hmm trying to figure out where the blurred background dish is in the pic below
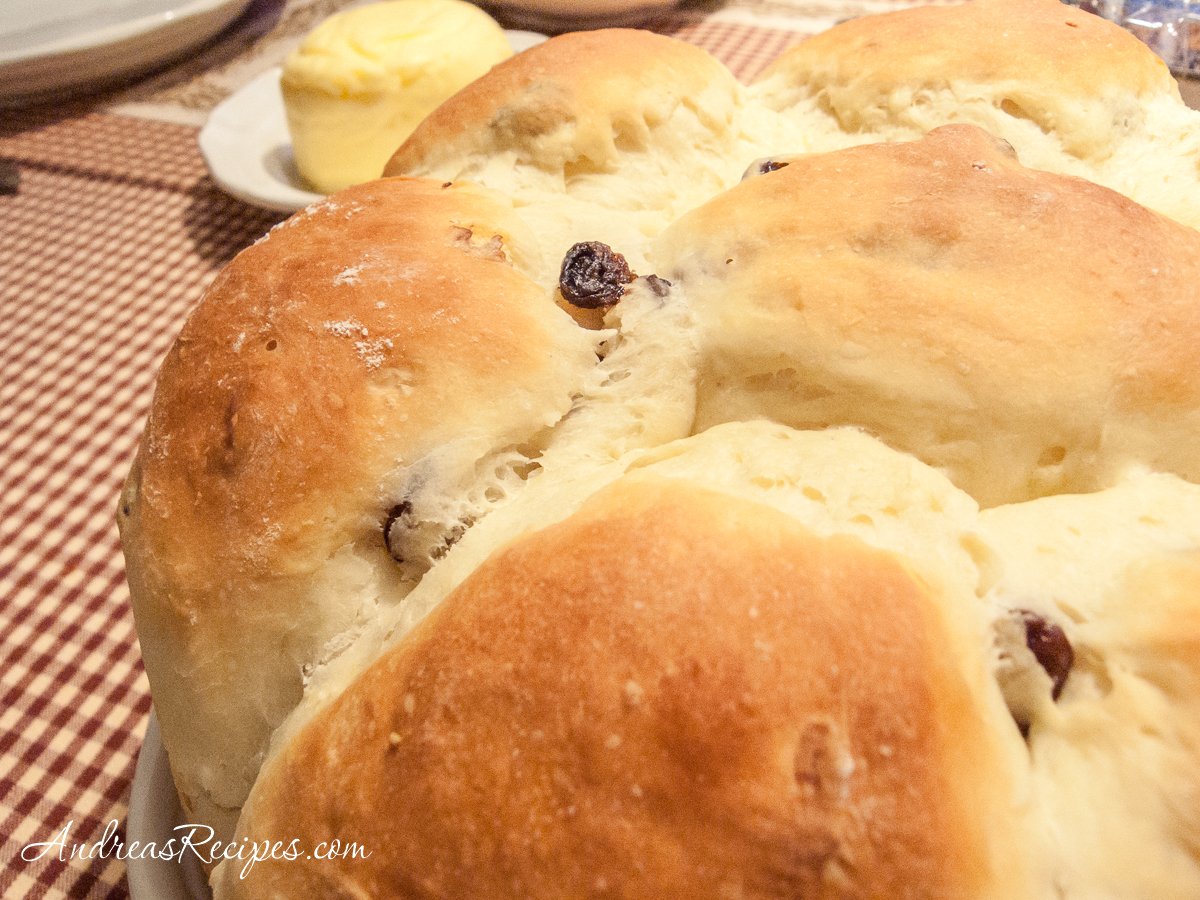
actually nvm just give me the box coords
[1180,74,1200,106]
[0,0,256,106]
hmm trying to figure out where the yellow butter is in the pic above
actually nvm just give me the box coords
[282,0,512,194]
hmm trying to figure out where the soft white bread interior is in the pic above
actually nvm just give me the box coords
[383,29,802,275]
[384,29,748,209]
[385,1,1200,235]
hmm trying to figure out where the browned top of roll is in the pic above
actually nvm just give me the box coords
[124,178,582,582]
[227,476,1029,899]
[384,28,740,177]
[117,176,594,822]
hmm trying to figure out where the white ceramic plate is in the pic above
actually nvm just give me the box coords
[0,0,255,106]
[199,28,547,213]
[126,712,212,900]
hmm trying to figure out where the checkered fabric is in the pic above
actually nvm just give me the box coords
[0,113,284,897]
[0,2,907,895]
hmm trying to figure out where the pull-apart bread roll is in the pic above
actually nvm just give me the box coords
[753,0,1200,229]
[657,125,1200,506]
[118,179,598,837]
[384,29,749,207]
[120,0,1200,895]
[219,424,1038,899]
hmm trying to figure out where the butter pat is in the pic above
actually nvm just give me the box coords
[281,0,512,194]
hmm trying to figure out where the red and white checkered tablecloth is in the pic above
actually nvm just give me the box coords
[0,111,285,898]
[0,1,872,894]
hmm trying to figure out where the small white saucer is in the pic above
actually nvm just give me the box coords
[199,28,547,213]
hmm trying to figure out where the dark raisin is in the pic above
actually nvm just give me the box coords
[558,241,634,310]
[643,274,672,297]
[383,501,414,562]
[1019,610,1073,700]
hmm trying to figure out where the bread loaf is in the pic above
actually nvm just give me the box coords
[118,0,1200,895]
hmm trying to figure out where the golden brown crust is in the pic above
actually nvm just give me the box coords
[657,125,1200,506]
[119,176,594,825]
[226,477,1027,899]
[384,29,739,177]
[131,178,573,578]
